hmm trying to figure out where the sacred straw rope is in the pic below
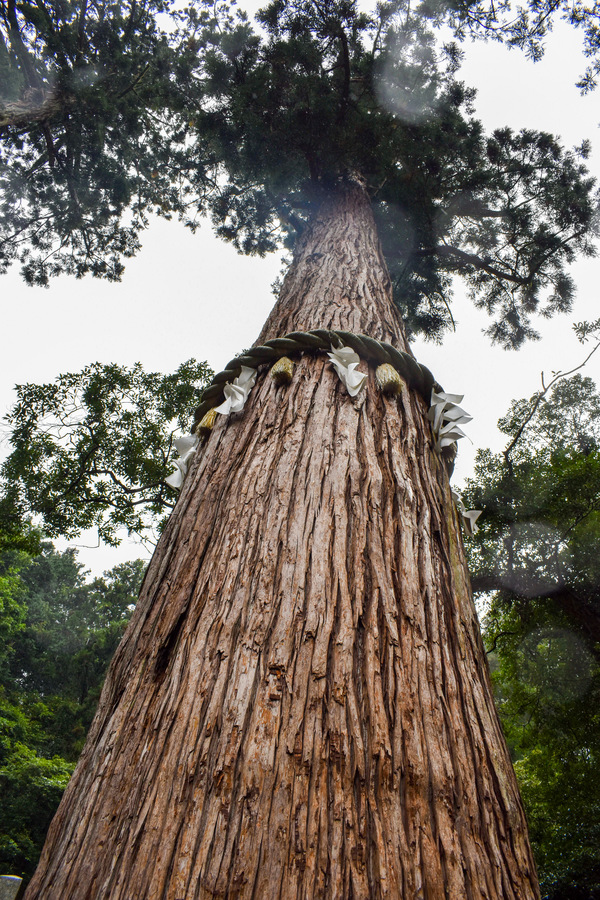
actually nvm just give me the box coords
[193,329,442,429]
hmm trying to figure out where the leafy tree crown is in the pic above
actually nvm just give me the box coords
[1,0,597,346]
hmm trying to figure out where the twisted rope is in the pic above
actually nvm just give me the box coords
[193,329,441,429]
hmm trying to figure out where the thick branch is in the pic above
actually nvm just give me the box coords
[420,244,526,284]
[471,573,600,657]
[336,26,350,123]
[5,0,43,88]
[0,90,64,130]
[77,0,89,56]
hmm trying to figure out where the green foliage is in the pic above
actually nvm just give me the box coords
[463,369,600,896]
[0,557,28,657]
[0,0,201,284]
[444,0,600,93]
[465,372,600,631]
[0,522,41,679]
[11,548,145,710]
[1,359,213,545]
[2,0,597,347]
[173,0,597,347]
[0,539,146,755]
[0,536,145,880]
[483,598,600,897]
[0,733,74,879]
[0,517,41,558]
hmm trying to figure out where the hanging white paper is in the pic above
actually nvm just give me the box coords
[214,366,257,415]
[435,422,467,451]
[165,460,186,491]
[165,434,199,490]
[429,389,472,452]
[327,346,367,397]
[451,490,482,535]
[428,390,465,428]
[462,508,483,536]
[440,404,472,424]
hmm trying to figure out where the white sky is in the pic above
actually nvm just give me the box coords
[1,14,599,575]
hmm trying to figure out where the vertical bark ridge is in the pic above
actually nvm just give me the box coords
[25,183,538,899]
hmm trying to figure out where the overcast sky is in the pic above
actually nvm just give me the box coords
[1,13,599,575]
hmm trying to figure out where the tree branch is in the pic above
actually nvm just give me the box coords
[5,0,43,89]
[419,244,526,284]
[336,26,350,124]
[0,90,65,130]
[503,338,600,473]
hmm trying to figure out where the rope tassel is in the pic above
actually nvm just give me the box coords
[196,408,218,435]
[270,356,294,386]
[376,363,404,396]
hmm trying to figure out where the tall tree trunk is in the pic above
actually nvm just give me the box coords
[25,182,539,899]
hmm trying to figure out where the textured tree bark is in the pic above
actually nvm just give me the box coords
[25,183,540,899]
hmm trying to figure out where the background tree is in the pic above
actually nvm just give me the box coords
[461,343,600,897]
[0,535,144,880]
[1,358,213,546]
[464,345,600,650]
[484,603,600,899]
[0,0,203,283]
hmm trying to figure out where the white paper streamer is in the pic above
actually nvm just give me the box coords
[166,368,257,492]
[327,346,367,397]
[429,391,464,433]
[429,390,473,452]
[437,422,468,449]
[451,490,482,536]
[166,434,199,490]
[214,366,257,415]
